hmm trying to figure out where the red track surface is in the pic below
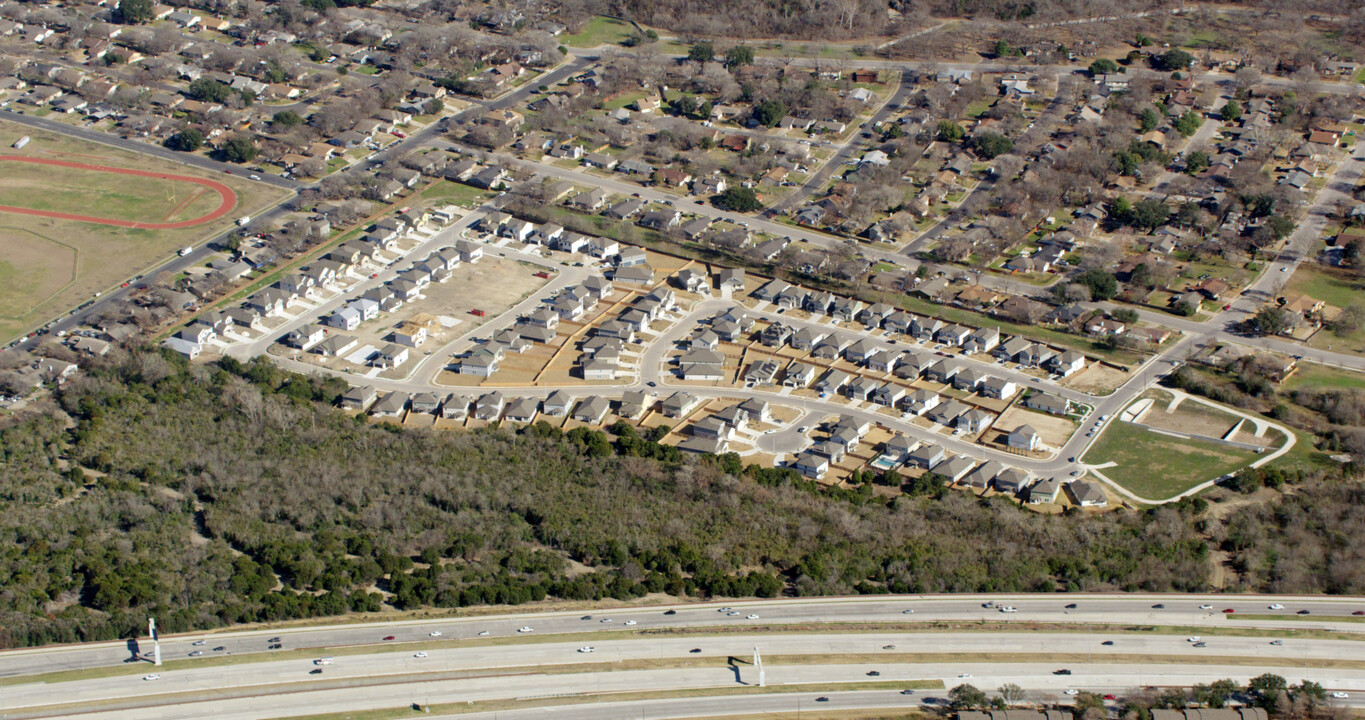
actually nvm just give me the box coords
[0,156,237,229]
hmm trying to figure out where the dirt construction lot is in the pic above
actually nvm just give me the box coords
[996,406,1078,449]
[0,119,285,343]
[1139,395,1240,438]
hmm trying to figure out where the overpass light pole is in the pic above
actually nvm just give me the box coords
[754,645,765,687]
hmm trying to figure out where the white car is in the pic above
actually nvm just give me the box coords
[1187,636,1201,643]
[429,631,442,637]
[1331,692,1349,699]
[902,609,915,614]
[578,646,595,653]
[624,620,637,626]
[477,631,490,636]
[143,674,161,681]
[1064,690,1080,696]
[999,606,1018,613]
[719,607,733,612]
[1269,604,1285,610]
[728,611,741,616]
[192,640,206,646]
[517,626,534,633]
[747,614,759,619]
[959,673,973,678]
[413,652,428,658]
[1199,604,1213,610]
[600,618,612,623]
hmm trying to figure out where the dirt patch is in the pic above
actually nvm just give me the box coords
[1141,400,1239,437]
[996,406,1077,449]
[1060,362,1132,395]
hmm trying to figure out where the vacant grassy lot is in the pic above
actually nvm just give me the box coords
[1286,263,1362,311]
[0,119,285,342]
[1083,420,1262,500]
[561,16,635,47]
[1283,363,1365,392]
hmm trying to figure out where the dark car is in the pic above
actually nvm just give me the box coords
[867,671,881,677]
[383,635,396,641]
[815,697,830,703]
[1065,603,1078,609]
[690,648,702,653]
[1054,669,1072,675]
[1222,608,1235,614]
[1354,610,1365,616]
[268,637,281,643]
[269,643,282,649]
[663,610,677,615]
[213,646,226,652]
[1152,604,1166,609]
[1101,640,1114,646]
[901,689,916,695]
[581,616,593,620]
[1297,610,1310,615]
[309,668,323,675]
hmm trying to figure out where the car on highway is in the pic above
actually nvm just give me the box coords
[1222,608,1236,614]
[1064,690,1079,696]
[188,650,203,657]
[414,652,428,659]
[517,626,533,633]
[143,674,161,681]
[959,673,972,678]
[581,616,593,620]
[269,643,283,649]
[1199,604,1213,610]
[213,646,227,652]
[1152,604,1165,609]
[1054,669,1072,675]
[625,620,637,625]
[883,644,896,650]
[268,637,281,643]
[192,640,206,646]
[478,630,490,636]
[600,618,612,623]
[1193,642,1207,647]
[578,646,595,653]
[1104,694,1118,701]
[1270,640,1284,646]
[1331,692,1349,699]
[690,648,702,653]
[1065,603,1078,609]
[901,689,916,695]
[867,670,881,676]
[1269,603,1285,610]
[383,635,396,641]
[429,631,442,637]
[815,697,829,702]
[902,609,914,614]
[1354,610,1365,616]
[727,611,740,616]
[1187,636,1201,642]
[1297,609,1310,615]
[664,610,677,615]
[999,606,1018,613]
[746,614,759,620]
[1101,641,1114,646]
[314,658,334,665]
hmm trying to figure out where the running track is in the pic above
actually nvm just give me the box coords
[0,156,237,229]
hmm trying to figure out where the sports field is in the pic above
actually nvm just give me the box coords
[0,119,286,343]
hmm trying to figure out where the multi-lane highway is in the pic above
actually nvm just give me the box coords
[3,594,1363,720]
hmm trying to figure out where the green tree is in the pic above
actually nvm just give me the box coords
[970,131,1014,159]
[752,98,787,127]
[1077,268,1118,300]
[1157,48,1195,70]
[1139,107,1160,132]
[424,98,444,114]
[687,41,714,63]
[165,128,203,152]
[188,78,232,103]
[1248,673,1287,709]
[116,0,154,23]
[220,135,259,163]
[1220,99,1242,122]
[725,45,754,67]
[1131,198,1170,230]
[1074,692,1107,715]
[1193,679,1240,708]
[1251,306,1290,336]
[1267,215,1295,240]
[1185,150,1209,174]
[949,684,989,710]
[1113,308,1139,324]
[938,120,965,142]
[1111,196,1133,221]
[1294,680,1327,709]
[272,110,304,127]
[1175,299,1197,316]
[1174,109,1204,137]
[713,187,762,212]
[993,40,1011,57]
[1089,58,1120,75]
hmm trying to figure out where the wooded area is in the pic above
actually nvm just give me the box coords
[0,349,1360,648]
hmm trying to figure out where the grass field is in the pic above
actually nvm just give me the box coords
[0,119,286,343]
[1283,363,1365,392]
[561,16,635,47]
[0,163,222,224]
[1083,421,1262,500]
[1286,263,1363,311]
